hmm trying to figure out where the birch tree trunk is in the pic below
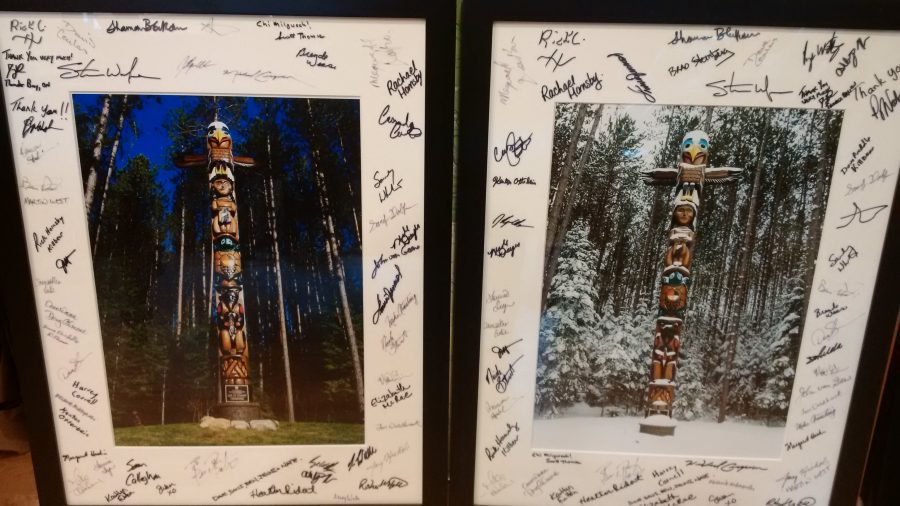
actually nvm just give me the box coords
[175,200,185,345]
[316,165,365,413]
[93,95,128,257]
[307,100,365,413]
[84,94,111,219]
[337,125,362,243]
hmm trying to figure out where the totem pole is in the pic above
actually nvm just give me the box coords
[176,121,261,420]
[638,130,742,436]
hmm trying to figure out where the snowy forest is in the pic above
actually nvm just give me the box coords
[535,103,843,426]
[75,94,364,429]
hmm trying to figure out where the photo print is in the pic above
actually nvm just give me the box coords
[533,103,843,458]
[74,94,364,446]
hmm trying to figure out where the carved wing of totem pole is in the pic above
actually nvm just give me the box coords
[638,130,743,436]
[175,121,257,410]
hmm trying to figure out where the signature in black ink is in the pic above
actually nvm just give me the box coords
[487,239,521,258]
[390,224,421,252]
[835,37,869,77]
[538,29,583,48]
[374,169,403,202]
[106,19,188,34]
[372,265,402,324]
[805,343,843,365]
[607,53,656,103]
[827,245,858,272]
[22,116,62,138]
[836,202,888,229]
[870,88,900,121]
[493,132,532,167]
[55,249,76,274]
[11,32,42,50]
[802,32,843,72]
[491,213,533,229]
[485,355,523,393]
[840,137,873,175]
[814,302,847,319]
[58,58,161,83]
[537,49,575,72]
[705,73,793,102]
[491,338,523,359]
[378,105,422,139]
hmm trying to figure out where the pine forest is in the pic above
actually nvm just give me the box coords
[535,103,842,427]
[75,94,364,433]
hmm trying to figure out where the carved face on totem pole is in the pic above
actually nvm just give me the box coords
[207,121,233,150]
[681,130,709,165]
[659,271,691,318]
[217,286,246,358]
[671,203,697,229]
[211,175,239,238]
[220,286,240,307]
[215,251,242,286]
[212,176,233,198]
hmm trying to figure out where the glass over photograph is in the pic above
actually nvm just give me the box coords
[533,103,843,458]
[74,94,364,446]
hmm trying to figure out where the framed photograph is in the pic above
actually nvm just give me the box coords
[0,0,453,504]
[452,1,900,505]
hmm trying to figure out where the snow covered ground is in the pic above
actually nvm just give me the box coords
[533,414,785,459]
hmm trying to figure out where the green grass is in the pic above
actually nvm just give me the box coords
[114,422,364,446]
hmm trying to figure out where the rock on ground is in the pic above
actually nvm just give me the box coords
[199,416,231,430]
[250,419,279,431]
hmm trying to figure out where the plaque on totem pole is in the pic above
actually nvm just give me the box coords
[0,2,453,505]
[452,2,900,505]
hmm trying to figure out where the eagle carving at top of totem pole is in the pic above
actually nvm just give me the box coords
[640,130,743,204]
[174,121,256,168]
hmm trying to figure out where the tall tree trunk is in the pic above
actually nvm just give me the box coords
[316,166,365,414]
[84,94,111,220]
[541,104,603,311]
[703,106,714,131]
[175,199,185,345]
[265,121,295,422]
[802,112,830,313]
[307,99,365,414]
[160,366,167,425]
[337,124,362,243]
[544,104,588,262]
[92,95,128,256]
[717,110,771,423]
[146,230,159,311]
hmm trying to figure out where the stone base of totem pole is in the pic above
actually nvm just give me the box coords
[211,403,261,421]
[640,415,677,436]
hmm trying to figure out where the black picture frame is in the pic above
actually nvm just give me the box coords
[451,1,900,505]
[0,1,454,505]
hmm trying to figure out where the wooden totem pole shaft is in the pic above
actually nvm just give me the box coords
[175,122,255,406]
[640,131,742,429]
